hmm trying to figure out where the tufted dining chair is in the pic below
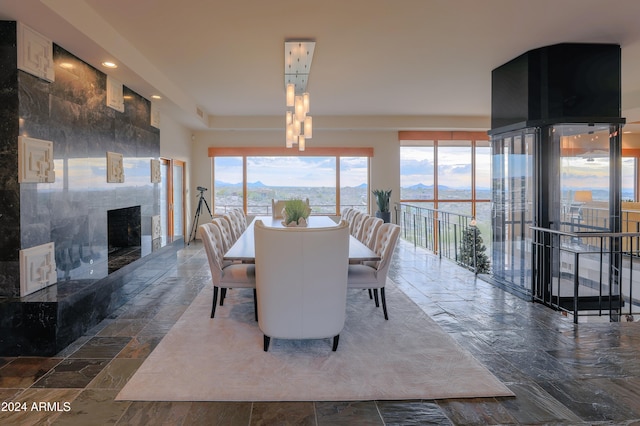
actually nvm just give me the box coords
[223,212,243,241]
[229,208,247,234]
[343,207,357,224]
[199,223,257,320]
[254,219,350,351]
[357,215,383,246]
[341,207,353,222]
[349,211,367,238]
[347,222,400,320]
[211,217,235,252]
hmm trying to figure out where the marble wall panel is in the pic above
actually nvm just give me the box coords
[0,21,170,354]
[0,32,160,297]
[0,22,20,298]
[18,72,51,128]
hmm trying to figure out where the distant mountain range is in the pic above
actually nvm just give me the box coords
[405,183,446,190]
[215,180,266,187]
[213,180,491,191]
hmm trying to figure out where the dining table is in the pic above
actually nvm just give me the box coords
[223,215,381,262]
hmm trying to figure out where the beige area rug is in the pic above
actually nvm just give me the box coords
[116,281,514,402]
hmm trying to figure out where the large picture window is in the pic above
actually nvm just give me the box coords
[209,147,373,216]
[399,132,490,218]
[399,131,492,252]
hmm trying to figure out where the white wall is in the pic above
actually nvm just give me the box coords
[159,112,196,239]
[191,129,400,216]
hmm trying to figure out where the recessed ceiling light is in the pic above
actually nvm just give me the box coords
[59,62,74,69]
[102,61,118,69]
[151,95,162,100]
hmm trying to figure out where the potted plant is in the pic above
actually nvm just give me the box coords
[372,189,392,223]
[282,199,311,226]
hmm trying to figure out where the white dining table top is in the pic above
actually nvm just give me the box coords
[223,215,381,262]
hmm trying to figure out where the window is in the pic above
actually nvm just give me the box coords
[213,156,243,215]
[246,156,336,215]
[210,147,373,216]
[437,142,471,200]
[399,132,490,218]
[400,145,434,201]
[622,157,636,201]
[399,131,492,253]
[340,156,369,212]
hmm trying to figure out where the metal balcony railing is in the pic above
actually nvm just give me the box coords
[395,203,489,275]
[531,226,640,323]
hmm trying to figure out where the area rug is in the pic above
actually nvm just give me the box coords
[116,281,514,401]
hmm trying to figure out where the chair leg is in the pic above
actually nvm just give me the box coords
[368,289,373,299]
[253,289,258,321]
[332,334,340,351]
[211,286,219,318]
[380,287,389,320]
[263,335,270,351]
[373,289,380,307]
[220,288,227,305]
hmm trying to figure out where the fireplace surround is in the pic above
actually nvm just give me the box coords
[108,206,142,273]
[0,21,173,356]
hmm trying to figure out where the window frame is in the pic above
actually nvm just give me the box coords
[209,147,374,215]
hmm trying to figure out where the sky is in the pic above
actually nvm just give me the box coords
[213,147,635,193]
[215,156,368,187]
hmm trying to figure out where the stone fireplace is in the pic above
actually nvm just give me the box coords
[108,206,142,273]
[0,21,179,356]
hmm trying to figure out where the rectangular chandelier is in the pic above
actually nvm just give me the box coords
[285,40,315,151]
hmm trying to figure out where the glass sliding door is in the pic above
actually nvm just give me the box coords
[173,160,185,239]
[159,158,186,243]
[491,130,535,294]
[160,159,170,243]
[558,124,612,233]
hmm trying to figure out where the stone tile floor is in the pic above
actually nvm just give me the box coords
[1,238,640,425]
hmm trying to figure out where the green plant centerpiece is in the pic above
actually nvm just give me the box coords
[282,199,311,226]
[372,189,392,223]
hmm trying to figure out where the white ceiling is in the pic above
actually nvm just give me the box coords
[3,0,640,132]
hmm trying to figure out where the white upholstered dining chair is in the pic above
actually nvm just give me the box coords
[349,211,367,238]
[199,223,257,320]
[229,208,247,233]
[272,198,310,219]
[223,212,243,241]
[341,207,353,221]
[254,219,350,351]
[211,217,235,253]
[347,222,400,320]
[357,215,383,247]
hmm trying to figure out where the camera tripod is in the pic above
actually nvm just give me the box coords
[188,187,213,245]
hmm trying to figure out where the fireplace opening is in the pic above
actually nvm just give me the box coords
[107,206,141,273]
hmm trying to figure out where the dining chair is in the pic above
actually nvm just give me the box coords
[341,207,353,222]
[199,223,257,320]
[271,199,287,219]
[347,222,400,320]
[223,212,243,241]
[349,211,367,238]
[211,217,235,252]
[272,198,310,219]
[254,219,350,351]
[229,208,247,233]
[357,215,383,246]
[343,208,356,224]
[210,217,237,275]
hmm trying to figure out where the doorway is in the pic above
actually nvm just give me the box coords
[160,158,186,243]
